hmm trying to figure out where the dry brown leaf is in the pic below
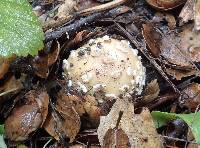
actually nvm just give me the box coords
[0,76,23,108]
[44,91,81,143]
[103,128,130,148]
[97,99,162,148]
[179,0,195,25]
[0,56,16,79]
[5,90,49,141]
[179,0,200,31]
[32,41,60,78]
[146,0,186,11]
[56,0,77,19]
[181,83,200,111]
[76,0,100,12]
[142,23,161,58]
[73,30,90,44]
[194,0,200,30]
[83,95,102,127]
[143,22,200,80]
[0,76,23,94]
[143,79,160,103]
[166,68,196,80]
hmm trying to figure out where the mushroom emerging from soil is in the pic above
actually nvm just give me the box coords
[63,35,146,102]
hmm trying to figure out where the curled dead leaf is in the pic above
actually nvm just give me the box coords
[146,0,186,10]
[97,99,162,147]
[32,41,60,78]
[5,90,49,141]
[143,79,160,103]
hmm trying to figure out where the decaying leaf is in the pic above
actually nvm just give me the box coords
[0,56,16,79]
[165,68,197,80]
[5,90,49,141]
[143,22,200,80]
[83,95,102,127]
[76,0,100,11]
[143,79,160,103]
[103,128,130,148]
[146,0,186,11]
[181,83,200,111]
[194,0,200,30]
[179,0,200,31]
[56,0,77,19]
[179,0,195,25]
[142,23,161,58]
[44,91,81,143]
[32,41,60,78]
[0,76,23,106]
[97,99,162,147]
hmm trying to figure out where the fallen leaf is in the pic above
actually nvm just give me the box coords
[0,76,23,107]
[151,111,200,147]
[165,68,197,80]
[179,0,200,31]
[143,79,160,103]
[76,0,100,11]
[181,83,200,112]
[0,56,16,79]
[56,0,77,19]
[146,0,186,11]
[97,99,162,147]
[103,128,130,148]
[5,89,49,141]
[32,41,60,78]
[142,23,161,58]
[44,91,81,143]
[0,76,23,94]
[143,22,200,80]
[179,0,195,25]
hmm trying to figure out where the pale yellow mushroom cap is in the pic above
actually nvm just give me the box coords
[63,35,146,101]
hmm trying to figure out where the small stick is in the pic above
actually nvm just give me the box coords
[78,0,128,15]
[0,88,21,97]
[45,6,129,42]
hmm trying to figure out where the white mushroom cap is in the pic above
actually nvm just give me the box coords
[63,35,146,100]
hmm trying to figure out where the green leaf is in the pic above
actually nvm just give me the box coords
[0,0,44,57]
[151,111,200,146]
[0,124,4,135]
[17,144,26,148]
[0,125,6,148]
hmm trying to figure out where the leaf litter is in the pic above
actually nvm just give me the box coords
[1,0,200,147]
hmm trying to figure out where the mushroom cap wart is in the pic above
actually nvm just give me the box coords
[63,36,146,100]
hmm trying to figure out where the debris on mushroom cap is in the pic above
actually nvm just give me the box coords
[63,35,146,100]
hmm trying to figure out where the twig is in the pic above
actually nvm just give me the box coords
[147,93,180,110]
[114,22,181,94]
[78,0,128,15]
[43,15,73,31]
[45,6,129,42]
[162,135,198,145]
[0,88,21,97]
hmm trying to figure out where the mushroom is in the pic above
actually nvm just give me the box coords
[63,35,146,102]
